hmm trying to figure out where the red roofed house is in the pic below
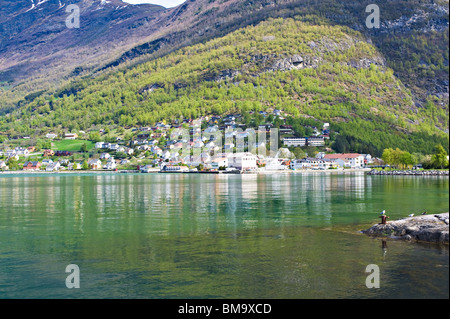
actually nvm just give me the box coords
[323,153,365,168]
[23,161,41,170]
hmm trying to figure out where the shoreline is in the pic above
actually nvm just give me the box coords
[367,169,449,176]
[1,167,450,176]
[0,168,373,176]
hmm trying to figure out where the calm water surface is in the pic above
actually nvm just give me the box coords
[0,172,448,298]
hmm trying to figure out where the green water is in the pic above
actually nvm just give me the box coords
[0,172,448,299]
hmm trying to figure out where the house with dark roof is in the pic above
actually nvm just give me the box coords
[23,161,41,170]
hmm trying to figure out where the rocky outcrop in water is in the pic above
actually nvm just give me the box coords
[362,213,449,244]
[367,170,449,176]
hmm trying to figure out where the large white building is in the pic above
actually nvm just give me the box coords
[283,137,306,147]
[307,137,325,147]
[227,152,258,170]
[323,153,365,168]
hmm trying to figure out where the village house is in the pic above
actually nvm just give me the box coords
[41,159,54,166]
[64,133,78,140]
[323,153,365,168]
[227,152,258,170]
[211,157,228,170]
[103,158,117,170]
[307,136,325,147]
[0,160,9,170]
[100,153,111,160]
[55,151,72,157]
[120,159,129,165]
[88,159,102,170]
[283,137,307,147]
[109,144,120,151]
[46,162,61,172]
[43,149,55,157]
[46,133,58,139]
[160,164,189,172]
[140,164,154,173]
[23,161,41,170]
[15,147,29,156]
[291,158,339,170]
[68,162,82,170]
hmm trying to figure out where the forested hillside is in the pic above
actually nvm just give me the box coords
[1,16,447,155]
[0,0,448,156]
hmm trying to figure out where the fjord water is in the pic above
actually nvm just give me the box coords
[0,173,448,299]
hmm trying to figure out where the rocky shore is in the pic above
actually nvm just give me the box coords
[367,169,449,176]
[362,213,449,244]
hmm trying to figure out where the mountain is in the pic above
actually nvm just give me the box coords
[0,0,166,97]
[0,0,448,155]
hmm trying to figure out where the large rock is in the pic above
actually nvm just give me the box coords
[362,213,449,244]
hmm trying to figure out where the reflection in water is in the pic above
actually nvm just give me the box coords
[1,173,447,237]
[0,173,448,299]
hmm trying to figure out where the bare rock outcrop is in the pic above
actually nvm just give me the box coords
[362,213,449,244]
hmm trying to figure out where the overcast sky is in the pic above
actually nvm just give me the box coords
[122,0,186,8]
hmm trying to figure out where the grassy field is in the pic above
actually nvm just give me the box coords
[52,140,95,152]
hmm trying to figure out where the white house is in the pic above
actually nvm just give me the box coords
[163,151,171,160]
[307,137,325,147]
[0,160,8,170]
[88,159,102,170]
[211,157,228,169]
[323,153,364,168]
[227,152,258,170]
[46,162,61,172]
[100,153,111,160]
[15,147,29,156]
[46,133,58,139]
[103,158,116,170]
[64,133,78,140]
[109,144,120,151]
[41,159,54,166]
[68,162,82,170]
[283,137,306,147]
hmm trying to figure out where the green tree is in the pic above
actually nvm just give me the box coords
[7,157,19,170]
[291,147,306,159]
[81,143,88,153]
[382,148,395,166]
[89,132,102,142]
[431,144,448,169]
[399,151,414,169]
[81,160,89,170]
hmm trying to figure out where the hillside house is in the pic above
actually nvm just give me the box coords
[46,162,61,172]
[23,161,41,170]
[307,137,325,147]
[46,133,58,139]
[43,149,55,157]
[64,133,78,140]
[283,137,306,147]
[88,159,102,170]
[0,161,9,170]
